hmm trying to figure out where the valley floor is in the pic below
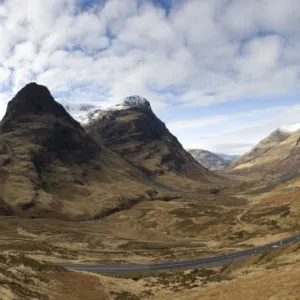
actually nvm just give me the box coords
[1,242,300,300]
[1,174,300,299]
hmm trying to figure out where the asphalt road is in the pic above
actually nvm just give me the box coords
[59,234,300,274]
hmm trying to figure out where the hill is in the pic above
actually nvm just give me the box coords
[229,127,300,175]
[84,96,215,188]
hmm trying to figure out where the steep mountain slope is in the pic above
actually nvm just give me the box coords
[229,127,300,175]
[85,96,215,187]
[0,83,156,220]
[188,149,238,170]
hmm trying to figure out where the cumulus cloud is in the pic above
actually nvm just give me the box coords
[0,0,300,153]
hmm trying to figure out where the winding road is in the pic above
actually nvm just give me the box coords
[58,234,300,274]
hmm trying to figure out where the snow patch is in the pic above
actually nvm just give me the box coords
[108,96,150,111]
[75,108,103,125]
[58,100,101,124]
[58,95,150,125]
[58,100,97,115]
[280,123,300,133]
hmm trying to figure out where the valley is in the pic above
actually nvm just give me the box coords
[0,83,300,299]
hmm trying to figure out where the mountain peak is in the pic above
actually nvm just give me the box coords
[108,95,151,111]
[1,83,76,126]
[280,123,300,133]
[85,96,214,183]
[268,128,291,139]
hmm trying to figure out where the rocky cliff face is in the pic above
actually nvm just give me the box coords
[85,96,214,185]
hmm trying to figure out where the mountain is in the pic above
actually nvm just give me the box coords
[188,149,238,171]
[84,96,214,187]
[0,83,157,220]
[215,153,241,163]
[229,126,300,175]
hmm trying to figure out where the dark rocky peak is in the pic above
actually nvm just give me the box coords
[2,83,77,124]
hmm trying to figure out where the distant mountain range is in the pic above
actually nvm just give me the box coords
[215,153,241,162]
[188,149,240,171]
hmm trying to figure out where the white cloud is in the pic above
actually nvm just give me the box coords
[220,0,300,37]
[13,68,34,92]
[173,104,300,154]
[0,101,7,120]
[0,67,11,83]
[0,92,11,120]
[234,35,283,80]
[168,115,230,131]
[281,123,300,133]
[0,0,298,108]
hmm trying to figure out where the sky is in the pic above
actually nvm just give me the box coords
[0,0,300,154]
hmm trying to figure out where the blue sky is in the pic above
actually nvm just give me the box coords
[0,0,300,154]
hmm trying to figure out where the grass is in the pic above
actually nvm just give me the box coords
[110,291,141,300]
[116,114,140,122]
[0,254,58,300]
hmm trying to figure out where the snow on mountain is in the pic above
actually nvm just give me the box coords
[280,123,300,133]
[59,96,152,125]
[77,108,104,125]
[108,96,151,111]
[57,100,101,124]
[58,100,97,114]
